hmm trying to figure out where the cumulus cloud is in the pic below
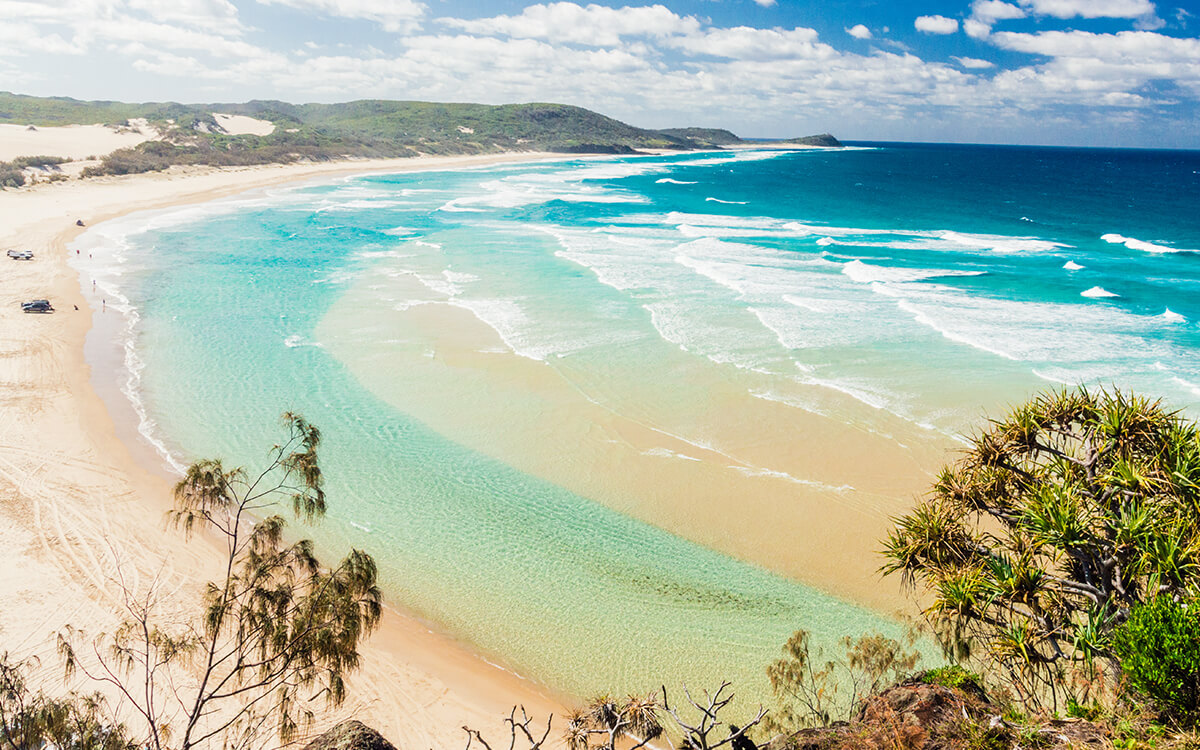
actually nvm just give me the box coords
[667,26,830,61]
[846,24,872,39]
[983,29,1200,109]
[440,3,700,46]
[952,55,996,68]
[256,0,426,32]
[971,0,1026,23]
[914,15,960,34]
[964,19,993,38]
[1017,0,1155,18]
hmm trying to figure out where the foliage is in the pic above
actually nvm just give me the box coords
[0,155,70,187]
[1113,596,1200,725]
[0,653,135,750]
[920,665,983,692]
[9,154,67,168]
[0,163,24,188]
[563,693,664,750]
[881,387,1200,710]
[57,413,382,750]
[764,629,921,732]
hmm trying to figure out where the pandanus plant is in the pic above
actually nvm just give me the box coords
[882,387,1200,709]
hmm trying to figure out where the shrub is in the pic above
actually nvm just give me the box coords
[10,154,67,168]
[921,665,983,691]
[882,387,1200,710]
[0,163,25,187]
[1112,597,1200,725]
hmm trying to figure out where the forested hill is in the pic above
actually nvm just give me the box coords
[0,92,841,178]
[0,92,695,160]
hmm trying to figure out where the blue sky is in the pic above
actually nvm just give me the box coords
[1,0,1198,147]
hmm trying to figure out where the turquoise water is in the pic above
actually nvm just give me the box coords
[70,144,1200,705]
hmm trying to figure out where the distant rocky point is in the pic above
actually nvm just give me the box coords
[784,133,843,147]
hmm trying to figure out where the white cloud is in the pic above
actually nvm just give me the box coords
[255,0,426,32]
[846,24,872,39]
[668,26,831,61]
[440,3,699,46]
[952,55,996,68]
[1018,0,1155,18]
[964,19,993,38]
[914,15,960,34]
[982,29,1200,109]
[127,0,242,32]
[971,0,1026,23]
[990,28,1199,61]
[753,0,777,6]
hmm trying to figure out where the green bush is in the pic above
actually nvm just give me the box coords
[920,665,982,691]
[1113,597,1200,724]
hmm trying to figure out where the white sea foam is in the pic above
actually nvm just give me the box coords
[729,465,853,492]
[284,334,323,349]
[1172,376,1200,398]
[782,295,830,313]
[1162,308,1187,322]
[683,150,791,166]
[68,229,189,475]
[1031,368,1079,386]
[705,197,748,205]
[936,230,1067,254]
[816,237,835,246]
[677,224,793,239]
[1063,260,1084,270]
[1102,233,1192,254]
[841,259,985,284]
[643,447,702,461]
[656,178,698,184]
[442,269,479,284]
[1081,286,1119,298]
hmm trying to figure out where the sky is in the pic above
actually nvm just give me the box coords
[1,0,1198,147]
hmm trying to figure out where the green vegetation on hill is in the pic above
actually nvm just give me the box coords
[0,92,848,179]
[657,127,743,147]
[0,92,711,177]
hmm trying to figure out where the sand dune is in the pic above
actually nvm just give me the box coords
[213,112,275,136]
[0,122,157,162]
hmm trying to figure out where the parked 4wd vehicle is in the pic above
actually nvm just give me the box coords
[21,299,53,313]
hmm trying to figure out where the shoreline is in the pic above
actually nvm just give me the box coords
[0,152,575,745]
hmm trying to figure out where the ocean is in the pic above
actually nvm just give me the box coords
[70,142,1200,706]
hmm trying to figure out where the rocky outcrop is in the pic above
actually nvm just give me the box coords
[303,720,398,750]
[773,676,1108,750]
[784,134,843,147]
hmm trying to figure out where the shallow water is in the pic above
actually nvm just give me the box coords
[70,143,1200,705]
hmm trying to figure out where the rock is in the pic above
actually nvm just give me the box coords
[854,680,975,727]
[302,720,397,750]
